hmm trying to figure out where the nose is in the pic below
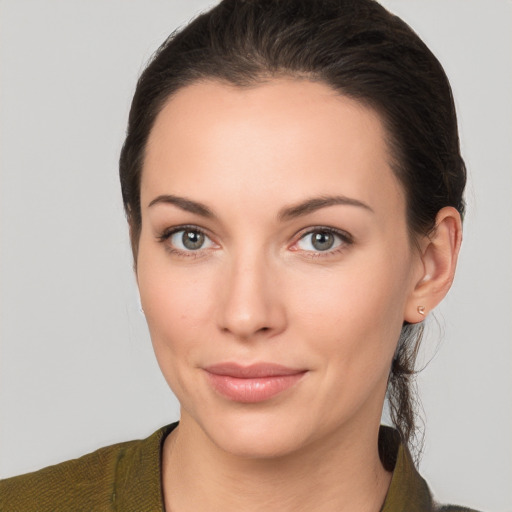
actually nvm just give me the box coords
[217,252,287,341]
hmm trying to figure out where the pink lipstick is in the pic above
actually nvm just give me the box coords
[204,363,307,403]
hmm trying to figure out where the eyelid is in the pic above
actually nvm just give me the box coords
[157,224,352,258]
[157,224,219,256]
[157,224,209,241]
[290,226,354,254]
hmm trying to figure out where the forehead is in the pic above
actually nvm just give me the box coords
[142,79,405,216]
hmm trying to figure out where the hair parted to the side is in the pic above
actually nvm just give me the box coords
[119,0,466,460]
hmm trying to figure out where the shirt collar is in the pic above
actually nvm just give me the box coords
[379,425,433,512]
[114,423,432,511]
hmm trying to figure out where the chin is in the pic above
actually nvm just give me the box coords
[188,403,321,460]
[212,421,309,459]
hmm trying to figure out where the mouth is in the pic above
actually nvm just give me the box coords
[203,363,308,403]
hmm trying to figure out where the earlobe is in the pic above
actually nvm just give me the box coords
[404,206,462,324]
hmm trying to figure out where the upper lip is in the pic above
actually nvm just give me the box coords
[204,362,306,378]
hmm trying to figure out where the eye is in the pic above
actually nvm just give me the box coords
[295,228,351,253]
[162,227,216,252]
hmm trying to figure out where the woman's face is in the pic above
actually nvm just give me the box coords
[137,79,424,458]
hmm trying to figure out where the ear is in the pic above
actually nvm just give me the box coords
[404,206,463,323]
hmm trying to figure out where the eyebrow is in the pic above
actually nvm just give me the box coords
[148,194,215,218]
[277,195,374,221]
[147,193,373,220]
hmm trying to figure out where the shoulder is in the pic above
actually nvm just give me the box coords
[1,439,130,511]
[0,423,176,512]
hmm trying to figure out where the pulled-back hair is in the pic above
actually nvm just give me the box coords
[119,0,466,457]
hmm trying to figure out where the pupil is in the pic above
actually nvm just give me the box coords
[312,231,334,251]
[182,230,204,250]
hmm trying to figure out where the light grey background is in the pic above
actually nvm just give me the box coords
[1,1,511,510]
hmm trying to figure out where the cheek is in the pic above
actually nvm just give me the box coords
[137,258,220,404]
[287,261,409,423]
[294,260,406,332]
[290,251,411,374]
[136,236,217,360]
[140,270,213,343]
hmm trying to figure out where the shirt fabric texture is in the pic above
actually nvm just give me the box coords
[0,422,479,511]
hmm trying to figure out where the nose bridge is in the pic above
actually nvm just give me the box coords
[218,245,285,339]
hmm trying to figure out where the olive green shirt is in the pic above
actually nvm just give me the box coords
[0,423,479,511]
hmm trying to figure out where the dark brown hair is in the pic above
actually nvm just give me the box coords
[119,0,466,457]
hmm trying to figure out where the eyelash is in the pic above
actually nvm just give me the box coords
[292,226,353,258]
[157,225,215,259]
[156,225,354,259]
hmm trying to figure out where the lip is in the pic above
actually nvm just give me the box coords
[203,363,307,403]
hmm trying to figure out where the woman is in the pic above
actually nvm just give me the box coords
[0,0,493,510]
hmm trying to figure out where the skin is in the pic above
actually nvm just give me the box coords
[136,79,461,512]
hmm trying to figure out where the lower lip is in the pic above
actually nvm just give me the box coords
[205,372,306,403]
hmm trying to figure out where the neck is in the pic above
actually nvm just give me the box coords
[162,415,392,512]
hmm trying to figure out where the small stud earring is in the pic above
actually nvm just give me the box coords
[417,305,426,316]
